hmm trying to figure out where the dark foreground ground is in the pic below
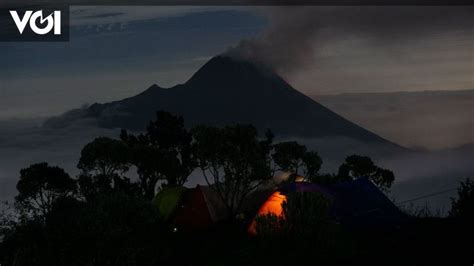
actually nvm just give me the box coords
[3,217,471,266]
[176,218,472,266]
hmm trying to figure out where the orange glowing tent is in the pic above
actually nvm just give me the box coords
[247,191,287,235]
[247,182,333,235]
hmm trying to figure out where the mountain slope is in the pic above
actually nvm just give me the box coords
[46,56,400,147]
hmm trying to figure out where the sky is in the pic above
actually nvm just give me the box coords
[0,6,472,119]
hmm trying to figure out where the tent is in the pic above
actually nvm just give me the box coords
[247,191,286,235]
[328,177,406,230]
[153,186,188,220]
[248,178,406,234]
[171,185,227,232]
[247,182,332,234]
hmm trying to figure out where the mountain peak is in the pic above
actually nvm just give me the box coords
[185,56,280,89]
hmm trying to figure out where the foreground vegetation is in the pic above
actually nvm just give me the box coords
[0,111,472,265]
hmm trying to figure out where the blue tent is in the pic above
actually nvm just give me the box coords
[277,178,407,231]
[328,178,407,231]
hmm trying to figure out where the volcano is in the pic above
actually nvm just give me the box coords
[46,56,400,147]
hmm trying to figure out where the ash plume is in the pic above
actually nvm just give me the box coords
[225,6,474,74]
[225,7,322,74]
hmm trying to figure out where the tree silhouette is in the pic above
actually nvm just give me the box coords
[192,124,273,219]
[272,141,322,182]
[77,137,133,199]
[121,111,196,199]
[337,155,394,191]
[15,162,76,217]
[78,137,130,177]
[145,111,196,186]
[302,151,323,182]
[272,141,307,175]
[450,178,474,220]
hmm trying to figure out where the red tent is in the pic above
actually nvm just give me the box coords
[171,185,227,232]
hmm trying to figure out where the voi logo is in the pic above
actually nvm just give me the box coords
[9,10,62,35]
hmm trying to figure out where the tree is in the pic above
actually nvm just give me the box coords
[192,124,273,219]
[337,155,394,191]
[272,141,307,175]
[272,141,323,182]
[77,173,141,201]
[1,192,166,266]
[145,111,196,186]
[302,151,323,181]
[15,163,76,217]
[77,137,132,199]
[78,137,130,177]
[450,178,474,220]
[121,111,196,199]
[118,140,170,200]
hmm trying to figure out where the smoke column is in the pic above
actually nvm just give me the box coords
[225,6,474,74]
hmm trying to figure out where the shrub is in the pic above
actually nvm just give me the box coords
[450,178,474,220]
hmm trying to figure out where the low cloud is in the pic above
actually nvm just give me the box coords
[0,118,119,203]
[1,118,472,214]
[316,90,474,150]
